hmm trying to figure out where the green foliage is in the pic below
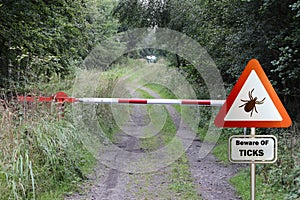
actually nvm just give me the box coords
[137,86,199,199]
[213,126,300,199]
[113,3,300,195]
[216,126,300,199]
[230,169,287,200]
[95,67,126,141]
[168,155,199,200]
[113,0,171,29]
[144,83,181,112]
[200,0,300,119]
[113,0,300,120]
[0,0,299,198]
[0,98,95,199]
[0,0,119,91]
[1,1,82,85]
[212,142,229,165]
[255,126,300,199]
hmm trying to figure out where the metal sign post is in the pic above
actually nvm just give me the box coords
[215,59,292,200]
[250,127,256,200]
[228,132,278,200]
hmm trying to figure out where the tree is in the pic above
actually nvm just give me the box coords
[113,0,171,29]
[113,0,300,119]
[199,0,300,118]
[0,0,119,91]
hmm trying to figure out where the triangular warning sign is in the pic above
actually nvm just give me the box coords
[215,59,292,128]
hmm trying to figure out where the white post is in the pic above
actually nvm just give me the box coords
[250,127,256,200]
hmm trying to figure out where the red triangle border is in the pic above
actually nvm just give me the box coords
[214,59,292,128]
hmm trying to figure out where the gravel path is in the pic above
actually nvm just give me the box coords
[66,77,243,200]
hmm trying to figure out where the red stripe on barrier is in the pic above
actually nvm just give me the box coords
[17,96,25,101]
[56,97,77,103]
[17,96,37,102]
[18,95,77,103]
[118,99,148,104]
[39,97,53,102]
[182,100,211,105]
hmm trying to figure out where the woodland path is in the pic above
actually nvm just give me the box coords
[65,69,243,200]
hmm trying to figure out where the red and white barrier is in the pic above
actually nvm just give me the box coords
[17,92,225,106]
[77,98,225,106]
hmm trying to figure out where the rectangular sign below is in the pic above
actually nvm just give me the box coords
[229,135,277,163]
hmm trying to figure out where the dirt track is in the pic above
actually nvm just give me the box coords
[66,76,243,200]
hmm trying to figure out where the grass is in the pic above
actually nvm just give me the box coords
[230,168,288,200]
[0,62,129,199]
[168,155,200,200]
[209,128,242,164]
[3,58,296,200]
[144,83,200,132]
[211,129,291,199]
[212,142,230,165]
[40,150,96,200]
[144,83,181,113]
[137,87,200,199]
[0,63,132,199]
[137,88,177,151]
[83,59,298,200]
[135,63,288,199]
[0,105,97,199]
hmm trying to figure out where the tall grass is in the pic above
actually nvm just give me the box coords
[94,64,132,141]
[0,92,94,199]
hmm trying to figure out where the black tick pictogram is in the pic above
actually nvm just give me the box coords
[239,88,266,117]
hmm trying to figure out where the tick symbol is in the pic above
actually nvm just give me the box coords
[239,88,266,117]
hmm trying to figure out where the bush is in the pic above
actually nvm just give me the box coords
[256,124,300,199]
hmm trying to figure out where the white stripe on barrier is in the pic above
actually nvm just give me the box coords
[77,98,119,104]
[147,99,181,104]
[76,98,225,106]
[210,100,226,106]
